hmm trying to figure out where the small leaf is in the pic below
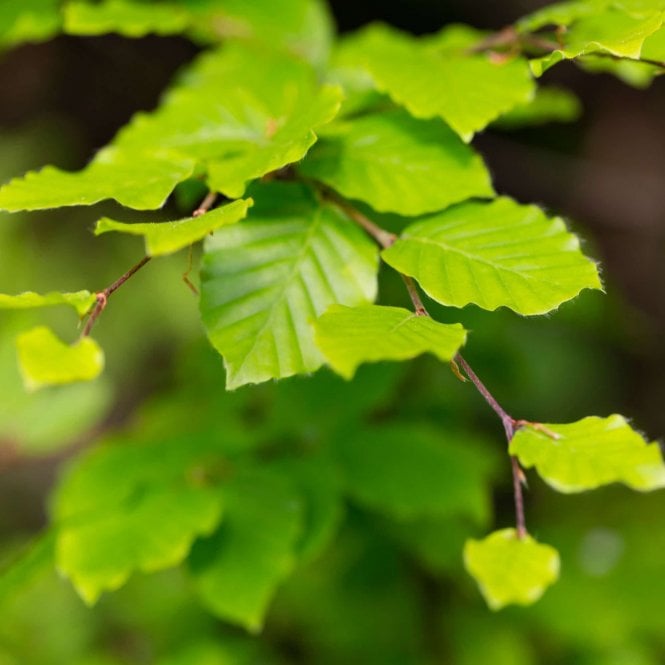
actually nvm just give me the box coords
[0,147,196,212]
[94,198,252,256]
[0,290,96,317]
[314,304,467,379]
[341,24,535,141]
[0,0,61,50]
[382,197,602,316]
[299,109,494,216]
[189,467,303,632]
[16,326,105,391]
[464,528,560,610]
[200,182,378,389]
[510,415,665,492]
[493,86,582,128]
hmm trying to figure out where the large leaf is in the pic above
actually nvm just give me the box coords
[333,424,494,524]
[314,304,467,379]
[464,528,560,610]
[0,148,195,212]
[16,326,105,391]
[189,467,303,632]
[199,182,379,389]
[0,290,96,317]
[299,109,494,215]
[52,435,226,604]
[510,415,665,492]
[94,198,252,256]
[114,44,342,199]
[382,197,602,316]
[340,24,535,141]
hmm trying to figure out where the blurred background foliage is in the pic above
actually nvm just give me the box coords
[0,0,664,663]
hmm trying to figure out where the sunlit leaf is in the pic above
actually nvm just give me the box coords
[199,182,378,389]
[299,109,494,215]
[464,528,560,610]
[94,198,252,256]
[314,304,467,379]
[510,415,665,492]
[16,326,105,391]
[493,86,582,128]
[382,197,602,316]
[0,290,96,317]
[0,0,61,49]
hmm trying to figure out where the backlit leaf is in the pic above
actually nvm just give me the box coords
[493,86,582,128]
[510,415,665,492]
[199,182,378,389]
[16,326,105,391]
[94,198,252,256]
[464,528,560,610]
[382,197,602,316]
[299,109,494,215]
[0,290,96,317]
[314,304,467,379]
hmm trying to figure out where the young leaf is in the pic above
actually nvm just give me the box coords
[492,86,582,128]
[189,467,303,632]
[94,198,252,257]
[0,290,96,317]
[299,109,494,216]
[313,304,467,379]
[333,424,494,524]
[16,326,105,391]
[510,415,665,492]
[341,24,535,141]
[382,197,602,316]
[199,182,378,389]
[52,435,226,604]
[464,528,560,610]
[0,147,196,212]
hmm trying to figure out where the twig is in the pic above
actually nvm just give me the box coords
[193,191,218,217]
[81,256,151,338]
[511,457,527,539]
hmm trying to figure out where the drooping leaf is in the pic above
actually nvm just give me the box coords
[94,198,252,256]
[0,148,196,212]
[333,424,494,524]
[299,109,494,215]
[114,44,342,199]
[340,24,535,141]
[493,86,582,128]
[0,290,96,317]
[382,197,602,316]
[199,182,379,389]
[464,528,560,610]
[314,304,467,379]
[189,467,303,632]
[0,0,61,50]
[52,435,226,604]
[16,326,105,391]
[510,415,665,492]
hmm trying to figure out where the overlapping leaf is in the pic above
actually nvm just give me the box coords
[299,109,494,215]
[0,290,96,317]
[510,415,665,492]
[95,198,252,256]
[464,528,560,610]
[340,24,534,141]
[16,326,105,391]
[314,304,467,379]
[382,197,602,316]
[199,182,379,389]
[493,87,582,128]
[189,467,303,632]
[52,435,226,604]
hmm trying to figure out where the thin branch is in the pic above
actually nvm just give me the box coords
[193,191,218,217]
[81,256,151,338]
[401,275,429,316]
[511,457,527,539]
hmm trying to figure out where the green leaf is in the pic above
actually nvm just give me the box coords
[94,198,252,257]
[0,290,96,317]
[314,304,467,379]
[0,147,196,212]
[464,528,560,610]
[52,435,226,604]
[199,182,379,389]
[382,197,602,316]
[299,109,494,216]
[189,467,303,632]
[493,86,582,128]
[16,326,105,391]
[642,24,665,58]
[510,415,665,492]
[0,0,61,50]
[341,24,535,141]
[333,424,494,524]
[114,44,341,199]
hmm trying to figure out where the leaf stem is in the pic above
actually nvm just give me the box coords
[193,191,218,217]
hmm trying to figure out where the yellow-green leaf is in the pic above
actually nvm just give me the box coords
[0,290,96,317]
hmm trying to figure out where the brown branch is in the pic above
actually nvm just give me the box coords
[193,191,218,217]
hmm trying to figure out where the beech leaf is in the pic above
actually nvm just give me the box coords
[0,291,96,317]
